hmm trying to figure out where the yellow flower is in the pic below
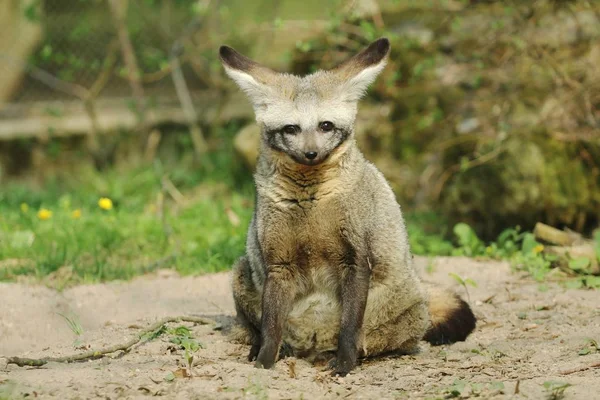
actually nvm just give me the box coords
[37,208,53,220]
[20,203,29,213]
[533,244,545,254]
[72,209,82,219]
[98,197,113,210]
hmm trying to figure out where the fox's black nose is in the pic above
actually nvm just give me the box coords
[305,151,318,160]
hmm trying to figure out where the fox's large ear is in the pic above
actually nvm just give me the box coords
[333,38,390,101]
[219,46,276,105]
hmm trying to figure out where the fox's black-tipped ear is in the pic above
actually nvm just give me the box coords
[219,46,258,73]
[218,45,277,104]
[350,38,390,69]
[333,38,391,101]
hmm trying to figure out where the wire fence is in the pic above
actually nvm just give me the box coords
[4,0,207,104]
[0,0,253,152]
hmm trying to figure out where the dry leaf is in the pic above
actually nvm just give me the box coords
[288,359,297,378]
[173,367,191,378]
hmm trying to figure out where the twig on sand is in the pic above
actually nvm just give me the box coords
[559,361,600,375]
[139,253,178,275]
[5,316,213,368]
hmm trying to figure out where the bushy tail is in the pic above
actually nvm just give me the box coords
[423,287,476,345]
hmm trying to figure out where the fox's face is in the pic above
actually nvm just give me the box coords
[219,38,390,166]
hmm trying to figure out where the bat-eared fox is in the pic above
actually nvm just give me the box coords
[219,38,476,376]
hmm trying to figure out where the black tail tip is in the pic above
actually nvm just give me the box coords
[424,297,476,346]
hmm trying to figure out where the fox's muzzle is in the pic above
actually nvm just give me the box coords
[292,150,327,166]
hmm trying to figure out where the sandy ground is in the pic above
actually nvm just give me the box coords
[1,256,599,399]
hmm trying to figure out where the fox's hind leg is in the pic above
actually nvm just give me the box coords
[231,256,262,361]
[357,276,430,357]
[361,297,429,357]
[360,285,476,356]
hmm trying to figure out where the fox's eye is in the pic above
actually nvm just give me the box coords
[319,121,335,132]
[282,125,300,134]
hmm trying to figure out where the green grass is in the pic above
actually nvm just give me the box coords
[0,177,253,286]
[0,125,254,287]
[406,212,455,256]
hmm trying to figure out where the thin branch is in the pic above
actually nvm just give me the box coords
[140,58,185,83]
[433,134,484,153]
[170,18,209,156]
[162,176,186,205]
[0,54,103,161]
[138,253,178,274]
[88,39,120,98]
[5,316,213,368]
[432,144,507,200]
[0,55,88,99]
[82,100,101,157]
[107,0,147,125]
[170,55,207,155]
[559,361,600,376]
[82,40,119,162]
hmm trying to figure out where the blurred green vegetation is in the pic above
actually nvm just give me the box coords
[11,0,599,238]
[0,124,254,287]
[286,0,600,239]
[1,0,599,287]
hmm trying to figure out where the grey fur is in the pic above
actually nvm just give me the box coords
[221,38,475,376]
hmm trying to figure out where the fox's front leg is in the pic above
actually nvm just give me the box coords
[332,262,370,376]
[255,266,296,369]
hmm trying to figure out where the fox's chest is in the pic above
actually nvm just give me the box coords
[260,200,348,282]
[291,207,346,270]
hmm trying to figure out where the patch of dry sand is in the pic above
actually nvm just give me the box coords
[1,257,599,399]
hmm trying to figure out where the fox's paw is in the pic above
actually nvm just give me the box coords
[278,342,294,360]
[247,342,260,362]
[313,351,336,367]
[327,356,357,377]
[254,343,279,369]
[248,342,293,363]
[254,354,276,369]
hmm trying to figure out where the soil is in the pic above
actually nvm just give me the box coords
[1,256,599,399]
